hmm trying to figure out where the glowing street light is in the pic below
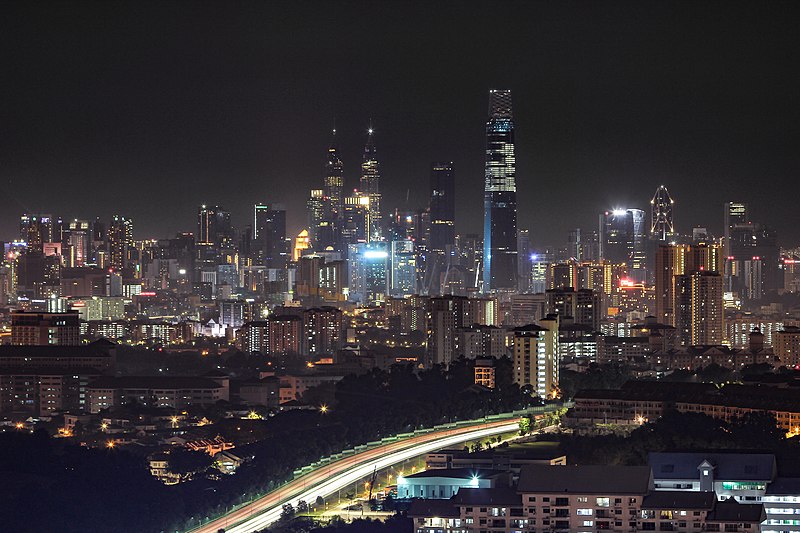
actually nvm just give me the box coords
[106,440,115,449]
[319,405,329,414]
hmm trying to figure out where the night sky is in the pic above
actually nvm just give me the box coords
[2,1,799,246]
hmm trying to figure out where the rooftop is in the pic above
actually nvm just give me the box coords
[451,487,522,507]
[648,452,776,482]
[402,468,506,480]
[407,498,460,518]
[87,376,224,390]
[517,465,652,494]
[0,339,115,358]
[707,497,765,523]
[641,490,715,510]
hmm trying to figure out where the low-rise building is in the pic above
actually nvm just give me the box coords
[425,447,567,475]
[569,381,800,432]
[649,452,776,500]
[409,465,766,533]
[238,377,280,408]
[87,376,228,413]
[474,358,496,389]
[397,468,509,499]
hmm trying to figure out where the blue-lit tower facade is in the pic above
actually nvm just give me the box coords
[482,89,518,292]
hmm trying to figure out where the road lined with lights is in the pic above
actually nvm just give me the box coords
[188,417,521,533]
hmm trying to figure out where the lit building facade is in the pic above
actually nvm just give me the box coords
[483,89,518,292]
[513,315,559,398]
[360,126,382,241]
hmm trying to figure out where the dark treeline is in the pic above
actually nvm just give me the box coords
[541,410,800,471]
[1,358,531,533]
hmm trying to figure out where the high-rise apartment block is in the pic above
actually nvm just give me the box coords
[513,315,559,398]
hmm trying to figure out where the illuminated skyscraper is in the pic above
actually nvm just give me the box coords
[253,204,286,269]
[65,219,90,267]
[482,89,518,291]
[307,189,335,251]
[600,208,647,280]
[108,215,133,271]
[427,162,455,295]
[360,125,382,241]
[20,214,54,250]
[196,205,232,247]
[650,185,675,241]
[723,201,748,257]
[324,129,344,219]
[342,193,370,246]
[429,162,455,253]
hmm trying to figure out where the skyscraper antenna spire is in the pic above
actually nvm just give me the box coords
[332,117,337,136]
[368,117,373,135]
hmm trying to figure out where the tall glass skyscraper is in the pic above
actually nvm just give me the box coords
[324,129,344,219]
[360,126,382,242]
[429,161,455,253]
[483,89,518,291]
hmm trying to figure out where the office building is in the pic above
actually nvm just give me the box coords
[108,215,133,272]
[196,205,232,247]
[341,193,370,246]
[429,161,455,253]
[348,242,388,305]
[324,129,344,221]
[390,239,417,297]
[600,208,647,280]
[483,89,518,292]
[253,204,287,269]
[428,162,456,295]
[650,185,675,241]
[360,126,382,241]
[724,202,748,257]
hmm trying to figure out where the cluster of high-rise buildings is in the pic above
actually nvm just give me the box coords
[1,89,799,412]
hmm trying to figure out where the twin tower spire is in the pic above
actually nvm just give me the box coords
[316,123,382,251]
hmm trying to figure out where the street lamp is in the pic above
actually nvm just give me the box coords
[319,405,329,414]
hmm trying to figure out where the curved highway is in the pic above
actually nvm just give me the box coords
[189,417,521,533]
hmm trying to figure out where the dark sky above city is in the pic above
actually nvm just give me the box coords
[2,1,799,246]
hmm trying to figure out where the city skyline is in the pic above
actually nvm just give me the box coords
[2,2,800,245]
[4,3,800,532]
